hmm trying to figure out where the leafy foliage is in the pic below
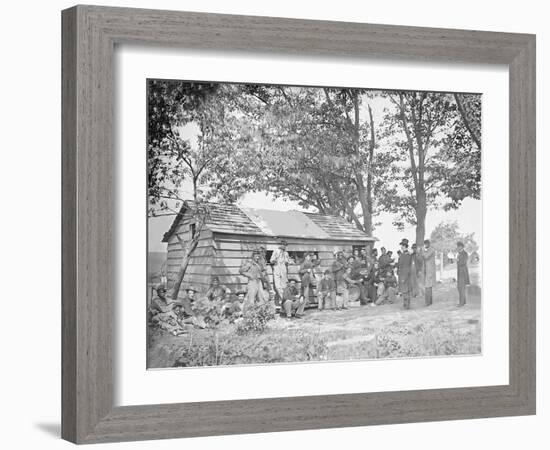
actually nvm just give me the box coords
[236,301,276,334]
[376,91,481,241]
[430,221,479,254]
[147,80,482,245]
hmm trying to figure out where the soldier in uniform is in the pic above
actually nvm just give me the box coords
[258,245,272,293]
[397,240,413,309]
[281,279,305,318]
[378,247,391,271]
[376,268,398,305]
[456,241,470,306]
[331,251,348,308]
[317,269,336,310]
[240,251,268,307]
[299,252,315,306]
[270,240,292,302]
[205,276,231,302]
[220,290,246,322]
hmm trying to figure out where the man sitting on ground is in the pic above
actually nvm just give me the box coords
[149,285,187,336]
[205,276,231,302]
[281,278,305,319]
[174,286,206,329]
[220,290,246,323]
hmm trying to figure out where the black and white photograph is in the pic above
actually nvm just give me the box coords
[147,79,482,369]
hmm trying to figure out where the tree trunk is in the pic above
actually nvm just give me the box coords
[170,233,201,300]
[170,214,206,300]
[415,188,427,247]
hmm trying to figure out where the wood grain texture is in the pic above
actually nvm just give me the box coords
[61,4,536,444]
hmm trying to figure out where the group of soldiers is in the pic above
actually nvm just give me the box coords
[149,238,471,333]
[237,238,471,317]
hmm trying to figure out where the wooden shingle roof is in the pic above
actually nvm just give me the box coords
[162,201,375,242]
[304,212,372,241]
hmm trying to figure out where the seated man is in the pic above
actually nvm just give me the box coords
[149,285,187,335]
[365,261,381,306]
[281,278,305,319]
[317,269,336,310]
[220,290,246,322]
[340,266,362,309]
[376,269,398,305]
[174,286,206,329]
[205,276,231,302]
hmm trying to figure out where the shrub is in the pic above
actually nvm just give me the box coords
[236,301,276,334]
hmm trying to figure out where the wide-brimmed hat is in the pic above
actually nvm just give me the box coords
[155,284,167,293]
[400,238,409,246]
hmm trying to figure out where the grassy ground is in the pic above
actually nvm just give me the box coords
[147,272,481,369]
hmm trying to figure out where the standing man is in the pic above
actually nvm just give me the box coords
[240,251,267,307]
[456,241,470,306]
[378,247,391,271]
[257,245,273,295]
[397,240,413,309]
[421,239,436,306]
[331,251,348,307]
[410,244,420,297]
[270,240,292,303]
[299,253,315,305]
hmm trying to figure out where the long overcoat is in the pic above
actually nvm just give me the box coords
[422,247,437,288]
[397,251,413,293]
[457,249,470,287]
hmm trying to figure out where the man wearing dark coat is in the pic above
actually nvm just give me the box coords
[456,241,470,306]
[397,240,413,309]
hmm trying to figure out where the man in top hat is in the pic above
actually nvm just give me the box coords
[456,241,470,306]
[240,250,268,307]
[397,239,413,309]
[420,239,436,306]
[205,276,231,302]
[270,240,293,302]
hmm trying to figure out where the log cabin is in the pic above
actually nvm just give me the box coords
[162,202,377,299]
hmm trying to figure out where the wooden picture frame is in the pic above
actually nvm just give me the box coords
[61,5,536,444]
